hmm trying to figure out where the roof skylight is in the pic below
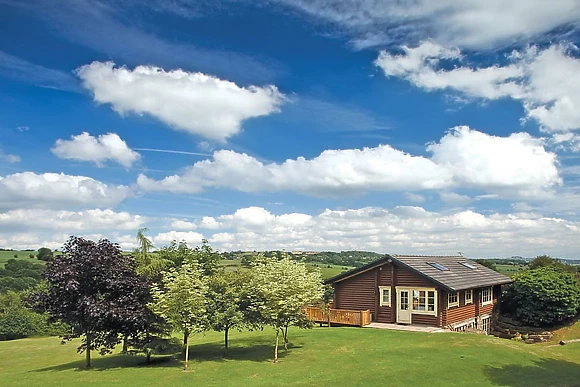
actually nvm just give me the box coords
[427,262,449,271]
[459,262,477,269]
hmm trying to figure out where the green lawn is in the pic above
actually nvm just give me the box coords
[1,327,579,386]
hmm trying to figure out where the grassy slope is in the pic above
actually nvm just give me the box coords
[1,327,579,387]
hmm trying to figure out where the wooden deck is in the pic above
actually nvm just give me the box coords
[304,306,371,327]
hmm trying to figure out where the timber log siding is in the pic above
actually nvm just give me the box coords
[332,262,502,328]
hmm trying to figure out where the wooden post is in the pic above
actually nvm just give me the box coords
[327,310,331,327]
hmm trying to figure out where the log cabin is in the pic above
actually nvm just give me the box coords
[325,255,512,332]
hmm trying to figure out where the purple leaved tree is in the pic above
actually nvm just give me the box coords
[31,236,151,368]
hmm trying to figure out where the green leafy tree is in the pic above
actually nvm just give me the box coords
[36,247,54,262]
[31,236,152,368]
[149,262,207,371]
[246,256,323,363]
[502,267,580,327]
[528,255,576,274]
[207,270,252,357]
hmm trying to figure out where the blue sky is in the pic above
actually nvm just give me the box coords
[1,0,580,257]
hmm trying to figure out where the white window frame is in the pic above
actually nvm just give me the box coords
[481,287,493,306]
[480,315,491,333]
[448,292,459,308]
[378,286,391,307]
[399,287,438,316]
[465,289,473,305]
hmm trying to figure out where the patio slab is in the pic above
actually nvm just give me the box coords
[364,322,449,333]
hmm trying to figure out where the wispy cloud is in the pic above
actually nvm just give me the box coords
[281,96,392,132]
[0,51,80,92]
[0,146,20,163]
[3,0,282,84]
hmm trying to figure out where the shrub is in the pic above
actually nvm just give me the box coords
[0,310,43,340]
[502,267,580,327]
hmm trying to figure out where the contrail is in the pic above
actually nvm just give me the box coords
[134,148,212,156]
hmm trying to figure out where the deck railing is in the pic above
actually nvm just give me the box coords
[304,306,371,327]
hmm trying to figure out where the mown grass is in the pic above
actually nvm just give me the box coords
[1,326,579,387]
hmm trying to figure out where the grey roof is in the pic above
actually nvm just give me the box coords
[325,254,512,292]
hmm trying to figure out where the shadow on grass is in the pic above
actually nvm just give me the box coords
[483,358,580,387]
[32,354,180,372]
[32,336,302,371]
[190,336,300,363]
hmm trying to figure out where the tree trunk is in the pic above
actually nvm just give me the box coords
[183,329,189,347]
[224,326,229,357]
[85,333,92,369]
[274,329,279,364]
[146,349,151,364]
[122,334,128,353]
[184,332,190,371]
[283,325,289,351]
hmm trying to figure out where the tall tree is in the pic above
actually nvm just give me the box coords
[149,262,207,371]
[36,247,54,262]
[246,256,323,363]
[31,236,150,368]
[133,228,172,281]
[207,270,253,357]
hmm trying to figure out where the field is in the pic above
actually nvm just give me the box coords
[0,325,579,386]
[0,250,38,266]
[495,264,525,276]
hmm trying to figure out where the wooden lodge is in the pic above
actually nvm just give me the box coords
[324,255,512,332]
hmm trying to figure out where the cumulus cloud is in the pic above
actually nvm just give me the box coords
[52,132,140,167]
[276,0,580,49]
[0,172,131,210]
[427,126,560,197]
[137,143,452,196]
[0,208,145,233]
[76,62,285,141]
[204,205,580,258]
[375,42,580,144]
[168,219,197,230]
[153,230,204,246]
[137,127,560,199]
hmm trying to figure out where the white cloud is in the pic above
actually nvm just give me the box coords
[375,43,580,144]
[168,219,197,230]
[203,205,580,258]
[404,192,425,203]
[0,146,20,163]
[0,172,131,210]
[153,230,204,246]
[76,61,285,141]
[199,216,222,229]
[277,0,580,49]
[439,192,472,206]
[0,208,145,232]
[52,132,140,167]
[137,127,560,199]
[137,143,452,196]
[427,126,560,197]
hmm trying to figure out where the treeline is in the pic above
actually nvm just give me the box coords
[5,232,324,370]
[224,250,383,268]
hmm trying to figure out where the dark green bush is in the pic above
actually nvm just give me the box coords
[502,267,580,327]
